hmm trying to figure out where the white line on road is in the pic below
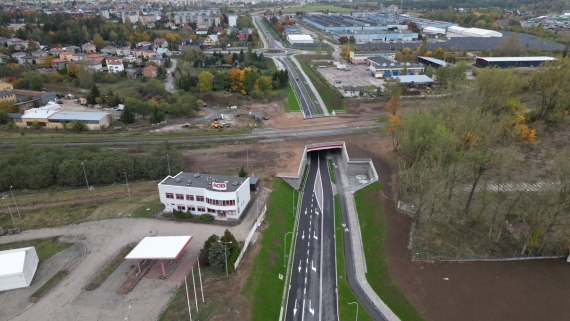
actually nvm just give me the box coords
[298,260,302,273]
[309,300,315,316]
[312,260,317,272]
[294,299,298,316]
[302,299,306,321]
[314,230,318,240]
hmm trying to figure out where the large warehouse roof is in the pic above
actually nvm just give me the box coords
[477,56,555,62]
[287,34,313,41]
[393,75,434,84]
[159,171,248,192]
[125,236,193,260]
[47,111,110,122]
[418,56,448,67]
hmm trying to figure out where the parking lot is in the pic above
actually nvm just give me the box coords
[316,63,385,90]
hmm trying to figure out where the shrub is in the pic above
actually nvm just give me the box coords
[200,214,214,221]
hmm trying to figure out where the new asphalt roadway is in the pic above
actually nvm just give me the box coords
[285,152,338,320]
[277,57,319,118]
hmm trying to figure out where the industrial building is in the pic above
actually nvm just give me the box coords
[15,105,111,130]
[158,171,251,219]
[447,26,502,38]
[393,74,434,85]
[287,34,314,44]
[475,56,555,68]
[0,247,39,292]
[350,50,395,64]
[367,56,424,78]
[332,30,418,43]
[417,56,448,68]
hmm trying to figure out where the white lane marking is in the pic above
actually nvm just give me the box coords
[302,230,305,240]
[302,299,306,321]
[298,260,301,273]
[314,231,318,240]
[312,260,317,272]
[309,300,315,316]
[305,208,307,215]
[294,299,298,316]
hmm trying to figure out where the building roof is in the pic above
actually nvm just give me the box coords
[107,61,122,65]
[52,58,66,63]
[477,56,556,62]
[393,75,434,83]
[0,247,32,277]
[47,111,110,122]
[342,86,365,91]
[125,236,193,260]
[22,106,60,119]
[0,89,14,96]
[250,177,259,185]
[368,56,423,67]
[143,65,157,71]
[11,89,46,97]
[159,171,249,193]
[353,50,393,55]
[287,34,313,41]
[418,56,448,67]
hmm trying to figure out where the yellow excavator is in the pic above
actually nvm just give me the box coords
[211,122,223,129]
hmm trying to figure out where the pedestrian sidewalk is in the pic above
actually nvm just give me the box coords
[335,155,400,321]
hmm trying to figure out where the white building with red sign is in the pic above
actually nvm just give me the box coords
[158,171,251,219]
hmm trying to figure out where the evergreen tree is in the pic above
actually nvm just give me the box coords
[120,107,135,124]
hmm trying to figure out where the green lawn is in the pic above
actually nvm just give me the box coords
[131,196,163,218]
[85,244,134,290]
[335,195,374,321]
[31,270,68,300]
[328,159,336,184]
[354,182,425,321]
[284,82,301,112]
[296,57,347,112]
[266,57,277,71]
[243,179,297,320]
[282,5,353,13]
[0,237,70,261]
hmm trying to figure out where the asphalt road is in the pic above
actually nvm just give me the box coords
[285,152,338,321]
[255,16,281,49]
[277,57,318,118]
[332,151,388,321]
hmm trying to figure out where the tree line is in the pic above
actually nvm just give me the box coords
[0,143,183,192]
[389,62,570,258]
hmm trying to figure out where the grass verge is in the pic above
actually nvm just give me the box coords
[85,244,134,290]
[299,165,309,189]
[30,270,68,300]
[328,159,336,184]
[354,182,424,321]
[297,58,347,112]
[335,195,374,321]
[284,82,301,112]
[243,179,296,320]
[261,18,281,43]
[132,196,163,218]
[0,236,70,261]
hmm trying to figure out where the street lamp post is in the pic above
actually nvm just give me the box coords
[118,213,132,247]
[9,186,21,219]
[348,302,358,321]
[284,231,293,267]
[166,154,171,176]
[3,196,17,229]
[246,147,249,172]
[255,188,259,225]
[125,171,131,200]
[218,240,232,278]
[81,163,90,190]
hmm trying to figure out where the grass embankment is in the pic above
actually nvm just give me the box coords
[297,58,347,113]
[243,179,297,320]
[354,182,424,321]
[85,244,134,290]
[0,183,160,230]
[328,159,336,184]
[30,270,68,300]
[266,57,277,71]
[284,82,301,112]
[0,126,253,144]
[0,236,70,261]
[335,195,374,321]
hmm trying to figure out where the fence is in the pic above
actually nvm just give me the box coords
[233,204,267,270]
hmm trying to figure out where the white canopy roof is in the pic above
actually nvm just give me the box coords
[287,34,313,41]
[0,248,30,277]
[125,236,193,260]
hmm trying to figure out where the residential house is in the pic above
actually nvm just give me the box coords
[34,56,46,66]
[12,52,27,64]
[7,38,24,47]
[0,37,9,46]
[64,46,81,53]
[142,65,158,78]
[156,48,171,56]
[204,35,218,46]
[213,26,224,34]
[196,25,208,35]
[88,54,104,62]
[106,56,123,64]
[82,43,96,54]
[149,56,163,66]
[0,54,10,64]
[116,47,131,57]
[153,38,168,48]
[21,55,35,64]
[165,22,177,30]
[101,45,117,55]
[0,81,14,91]
[60,51,73,61]
[51,58,68,70]
[49,48,63,57]
[237,33,247,41]
[107,61,124,73]
[87,60,102,72]
[136,41,152,48]
[0,90,17,103]
[72,53,88,62]
[181,38,193,45]
[31,50,47,58]
[142,50,156,59]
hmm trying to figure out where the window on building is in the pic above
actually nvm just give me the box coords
[207,208,216,213]
[196,196,204,202]
[188,206,196,211]
[177,205,186,211]
[176,194,184,200]
[227,210,236,216]
[166,193,174,199]
[186,195,194,201]
[197,206,205,212]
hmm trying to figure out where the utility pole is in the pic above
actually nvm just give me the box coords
[197,256,204,302]
[166,154,171,176]
[192,267,198,312]
[246,147,249,172]
[3,196,17,229]
[185,276,192,321]
[218,240,232,278]
[81,163,90,190]
[125,171,131,200]
[9,186,21,219]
